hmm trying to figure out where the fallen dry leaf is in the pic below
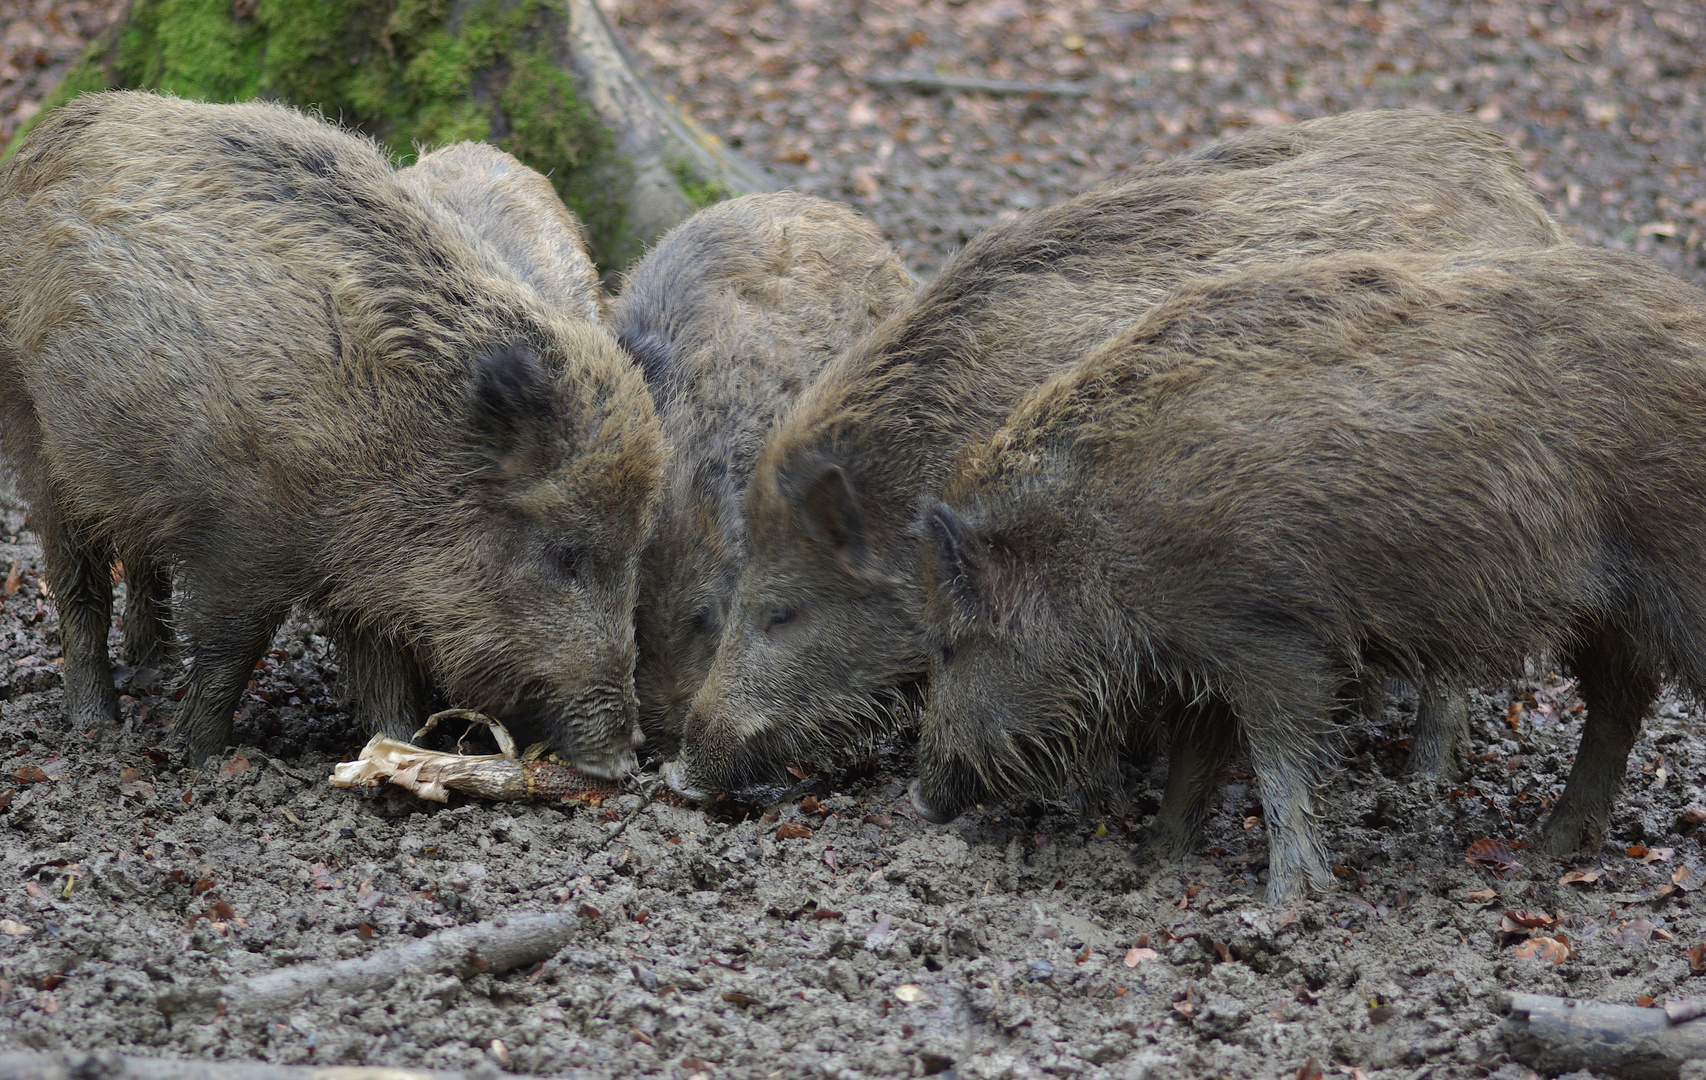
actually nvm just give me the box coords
[1688,941,1706,975]
[1558,868,1603,886]
[894,984,930,1003]
[1467,888,1498,903]
[776,822,813,840]
[1511,935,1570,965]
[1501,910,1557,932]
[219,754,251,776]
[1125,947,1158,967]
[3,561,20,595]
[1644,847,1676,863]
[0,919,32,936]
[1465,839,1523,879]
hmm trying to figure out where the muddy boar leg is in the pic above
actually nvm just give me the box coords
[1408,674,1469,779]
[1347,671,1388,724]
[1539,625,1656,857]
[120,553,174,672]
[335,625,430,740]
[1242,706,1337,903]
[42,509,119,727]
[174,602,290,763]
[1147,698,1238,858]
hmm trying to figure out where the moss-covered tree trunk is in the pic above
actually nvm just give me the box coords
[17,0,772,274]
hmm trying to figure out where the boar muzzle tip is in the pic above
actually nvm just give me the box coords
[660,759,710,801]
[573,747,638,781]
[908,779,959,825]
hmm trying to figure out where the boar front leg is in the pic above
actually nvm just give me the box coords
[41,505,119,728]
[1239,700,1338,904]
[333,623,431,741]
[1539,623,1656,857]
[173,596,289,764]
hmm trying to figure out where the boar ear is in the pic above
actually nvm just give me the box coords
[924,501,990,624]
[467,343,561,477]
[796,461,869,571]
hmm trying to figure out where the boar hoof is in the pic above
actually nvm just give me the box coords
[908,779,960,825]
[1536,808,1601,858]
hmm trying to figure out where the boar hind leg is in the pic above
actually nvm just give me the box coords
[120,553,174,673]
[1408,674,1469,779]
[42,510,119,728]
[1539,625,1656,857]
[1147,698,1237,859]
[334,624,431,740]
[173,602,290,764]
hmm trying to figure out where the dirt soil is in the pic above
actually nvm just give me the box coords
[4,2,1706,1079]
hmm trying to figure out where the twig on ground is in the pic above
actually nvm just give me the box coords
[589,774,668,851]
[156,911,581,1019]
[0,1051,469,1079]
[865,71,1095,96]
[1502,992,1706,1080]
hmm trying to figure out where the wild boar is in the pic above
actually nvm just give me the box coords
[911,246,1706,901]
[666,109,1566,801]
[398,140,604,323]
[610,192,914,752]
[0,92,663,772]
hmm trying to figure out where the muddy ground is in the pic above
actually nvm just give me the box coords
[5,1,1706,1078]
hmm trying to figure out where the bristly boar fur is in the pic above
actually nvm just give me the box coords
[912,246,1706,902]
[0,92,664,771]
[611,193,914,753]
[398,141,604,323]
[666,109,1566,800]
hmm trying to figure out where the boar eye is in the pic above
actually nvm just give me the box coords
[690,604,721,635]
[544,543,585,588]
[763,606,794,632]
[938,644,955,666]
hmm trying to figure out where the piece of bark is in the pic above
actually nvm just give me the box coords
[0,1052,469,1079]
[1501,992,1706,1080]
[157,911,580,1018]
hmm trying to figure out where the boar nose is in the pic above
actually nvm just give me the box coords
[661,759,710,801]
[573,746,638,780]
[908,778,962,825]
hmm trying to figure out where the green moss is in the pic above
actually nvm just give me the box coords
[669,157,731,211]
[9,0,648,269]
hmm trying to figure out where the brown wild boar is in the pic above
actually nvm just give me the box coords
[911,246,1706,901]
[0,92,664,771]
[610,193,914,752]
[398,141,604,323]
[665,109,1565,801]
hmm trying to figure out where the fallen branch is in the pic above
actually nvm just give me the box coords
[0,1052,466,1079]
[1501,992,1706,1080]
[865,71,1095,97]
[157,910,580,1018]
